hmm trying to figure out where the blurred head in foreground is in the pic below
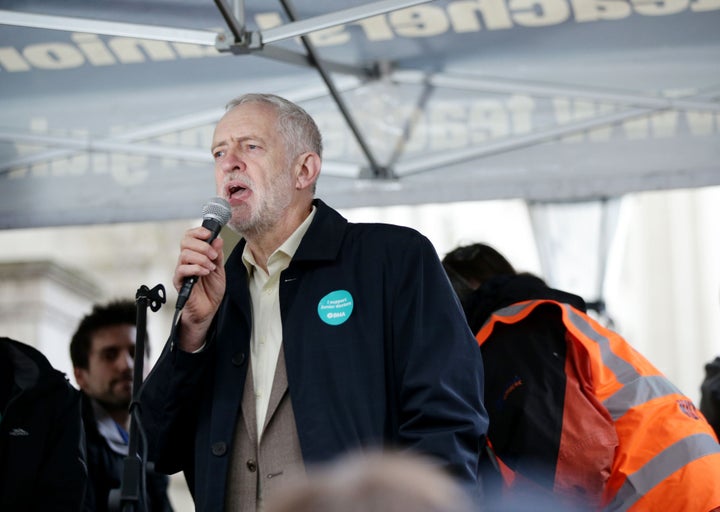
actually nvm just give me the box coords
[264,450,474,512]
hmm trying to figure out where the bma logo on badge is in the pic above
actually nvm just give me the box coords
[318,290,354,326]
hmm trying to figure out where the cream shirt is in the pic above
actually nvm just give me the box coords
[241,206,316,440]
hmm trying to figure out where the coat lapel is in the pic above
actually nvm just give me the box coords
[262,344,288,435]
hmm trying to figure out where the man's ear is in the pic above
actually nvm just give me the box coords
[74,367,87,390]
[295,152,321,191]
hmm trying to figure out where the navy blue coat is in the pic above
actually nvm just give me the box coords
[139,199,488,510]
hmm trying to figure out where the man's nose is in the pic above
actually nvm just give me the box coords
[220,142,245,174]
[119,350,134,371]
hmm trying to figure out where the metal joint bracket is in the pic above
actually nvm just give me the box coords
[359,165,394,180]
[215,30,262,54]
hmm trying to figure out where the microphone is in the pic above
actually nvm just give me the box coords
[175,197,232,310]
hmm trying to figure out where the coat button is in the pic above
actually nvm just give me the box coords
[246,459,257,472]
[211,442,227,456]
[232,352,246,366]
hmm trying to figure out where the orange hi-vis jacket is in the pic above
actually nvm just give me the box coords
[477,299,720,512]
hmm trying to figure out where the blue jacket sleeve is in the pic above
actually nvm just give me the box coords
[138,334,212,477]
[389,233,489,493]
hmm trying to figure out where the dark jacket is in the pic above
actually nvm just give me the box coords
[81,393,173,512]
[460,273,587,334]
[0,337,87,512]
[461,274,587,499]
[466,275,720,510]
[139,199,489,511]
[700,356,720,439]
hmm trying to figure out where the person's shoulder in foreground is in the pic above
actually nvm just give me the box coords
[264,450,475,512]
[0,336,86,511]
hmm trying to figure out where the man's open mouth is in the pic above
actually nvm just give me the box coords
[228,184,247,197]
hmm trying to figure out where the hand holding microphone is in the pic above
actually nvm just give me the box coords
[175,197,232,311]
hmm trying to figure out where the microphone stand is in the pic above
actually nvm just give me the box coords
[111,284,166,512]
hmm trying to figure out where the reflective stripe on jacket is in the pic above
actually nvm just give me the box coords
[477,299,720,512]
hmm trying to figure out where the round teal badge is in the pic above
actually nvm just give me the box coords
[317,290,354,326]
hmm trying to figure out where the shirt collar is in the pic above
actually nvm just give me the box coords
[89,397,129,455]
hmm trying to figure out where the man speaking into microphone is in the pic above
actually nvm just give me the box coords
[139,93,489,512]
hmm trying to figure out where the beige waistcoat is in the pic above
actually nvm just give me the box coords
[225,346,305,511]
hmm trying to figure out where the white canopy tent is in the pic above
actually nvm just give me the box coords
[1,0,719,229]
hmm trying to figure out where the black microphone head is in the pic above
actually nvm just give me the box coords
[202,197,232,228]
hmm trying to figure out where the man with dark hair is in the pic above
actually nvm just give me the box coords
[70,299,173,512]
[1,336,87,511]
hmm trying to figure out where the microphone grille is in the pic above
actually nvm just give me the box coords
[202,197,232,226]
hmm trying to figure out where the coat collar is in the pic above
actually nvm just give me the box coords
[226,198,347,274]
[221,198,348,328]
[292,199,347,263]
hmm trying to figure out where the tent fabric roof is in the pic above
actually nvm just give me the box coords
[1,0,719,228]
